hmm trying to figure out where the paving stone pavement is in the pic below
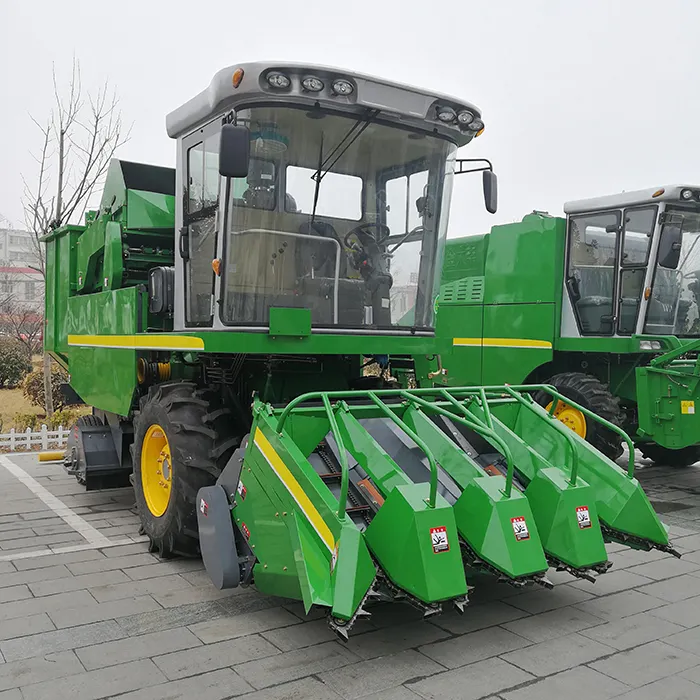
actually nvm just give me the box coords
[0,452,698,699]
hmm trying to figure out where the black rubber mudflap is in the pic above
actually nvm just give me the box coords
[197,485,241,590]
[65,416,130,490]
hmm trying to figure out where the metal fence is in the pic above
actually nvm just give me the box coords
[0,425,69,452]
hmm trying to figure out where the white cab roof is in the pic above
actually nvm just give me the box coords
[565,185,700,214]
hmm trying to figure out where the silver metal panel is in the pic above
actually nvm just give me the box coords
[165,61,482,145]
[564,185,700,215]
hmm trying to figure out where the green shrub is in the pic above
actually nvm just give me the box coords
[47,407,83,429]
[0,338,32,388]
[22,365,70,410]
[11,412,42,431]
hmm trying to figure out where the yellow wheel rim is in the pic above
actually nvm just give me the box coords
[546,400,587,439]
[141,424,173,517]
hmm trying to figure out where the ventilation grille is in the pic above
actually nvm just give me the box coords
[440,276,485,304]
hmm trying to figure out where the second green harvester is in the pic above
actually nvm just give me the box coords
[419,187,700,467]
[43,62,676,637]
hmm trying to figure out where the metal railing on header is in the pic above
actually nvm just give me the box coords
[0,425,69,452]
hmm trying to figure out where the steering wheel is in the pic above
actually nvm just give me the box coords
[344,223,391,252]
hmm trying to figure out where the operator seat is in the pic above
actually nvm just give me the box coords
[298,220,347,278]
[295,220,363,326]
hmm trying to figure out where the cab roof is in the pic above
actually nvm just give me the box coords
[165,61,482,146]
[564,185,700,214]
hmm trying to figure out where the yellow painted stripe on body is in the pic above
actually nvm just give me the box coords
[254,427,335,553]
[453,337,552,349]
[67,334,204,351]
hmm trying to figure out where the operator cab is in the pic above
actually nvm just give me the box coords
[563,186,700,340]
[166,63,493,335]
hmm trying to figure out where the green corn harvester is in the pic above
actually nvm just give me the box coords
[419,193,700,467]
[43,62,676,637]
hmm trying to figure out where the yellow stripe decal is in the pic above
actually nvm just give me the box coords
[253,427,335,553]
[453,337,552,349]
[67,335,205,351]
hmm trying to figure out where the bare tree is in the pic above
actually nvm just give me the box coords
[0,300,44,356]
[22,58,130,415]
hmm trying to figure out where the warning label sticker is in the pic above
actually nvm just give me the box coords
[241,522,251,539]
[199,498,208,517]
[430,526,450,553]
[237,482,247,500]
[576,506,592,529]
[330,542,339,573]
[681,400,696,415]
[511,516,530,541]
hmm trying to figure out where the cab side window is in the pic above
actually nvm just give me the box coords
[618,206,656,334]
[567,211,620,335]
[184,132,220,325]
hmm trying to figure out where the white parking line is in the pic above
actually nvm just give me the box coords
[0,536,149,562]
[0,453,113,548]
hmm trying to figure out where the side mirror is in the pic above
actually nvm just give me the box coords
[658,225,682,269]
[219,124,250,178]
[483,170,498,214]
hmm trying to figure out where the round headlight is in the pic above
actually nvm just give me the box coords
[267,72,291,89]
[302,76,324,92]
[437,107,456,123]
[681,189,694,200]
[467,119,485,132]
[332,79,354,95]
[457,110,474,126]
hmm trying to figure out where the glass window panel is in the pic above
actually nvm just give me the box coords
[568,211,619,335]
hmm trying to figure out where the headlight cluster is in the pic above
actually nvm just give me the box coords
[680,188,700,202]
[436,106,483,133]
[639,340,662,351]
[265,71,355,96]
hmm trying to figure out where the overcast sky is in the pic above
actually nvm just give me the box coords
[2,0,698,237]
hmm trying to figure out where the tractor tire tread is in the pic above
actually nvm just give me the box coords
[537,372,624,461]
[132,381,239,558]
[638,443,700,467]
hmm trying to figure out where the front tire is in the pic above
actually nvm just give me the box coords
[535,372,623,461]
[131,382,239,557]
[639,443,700,468]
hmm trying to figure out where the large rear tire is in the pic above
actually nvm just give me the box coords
[131,382,239,557]
[535,372,624,461]
[639,443,700,468]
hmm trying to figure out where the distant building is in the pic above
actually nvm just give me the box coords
[0,228,43,310]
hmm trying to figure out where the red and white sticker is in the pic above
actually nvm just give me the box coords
[330,542,339,573]
[576,506,592,529]
[430,526,450,553]
[241,522,251,539]
[199,498,208,517]
[237,481,247,500]
[511,516,530,541]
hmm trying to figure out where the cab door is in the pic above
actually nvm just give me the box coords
[617,206,656,334]
[181,122,221,327]
[566,206,656,336]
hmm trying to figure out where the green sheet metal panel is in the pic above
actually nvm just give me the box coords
[269,307,312,337]
[43,225,83,364]
[483,214,565,306]
[65,287,144,415]
[420,304,483,388]
[125,190,175,231]
[441,235,488,283]
[481,303,555,384]
[636,365,700,449]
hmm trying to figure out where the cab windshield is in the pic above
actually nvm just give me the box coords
[645,207,700,336]
[221,106,456,330]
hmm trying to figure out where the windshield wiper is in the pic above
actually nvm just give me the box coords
[310,109,379,222]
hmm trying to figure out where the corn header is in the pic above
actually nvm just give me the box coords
[43,61,677,635]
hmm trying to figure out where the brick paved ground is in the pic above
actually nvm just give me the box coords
[0,451,698,699]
